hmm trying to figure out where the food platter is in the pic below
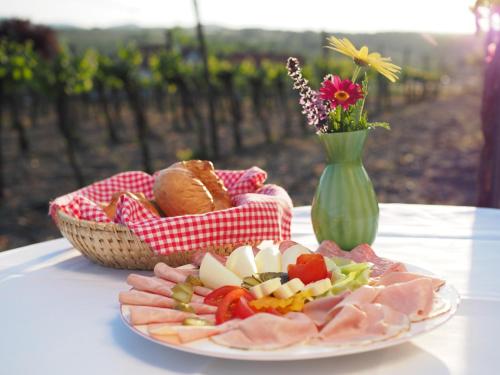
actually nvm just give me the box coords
[120,264,459,361]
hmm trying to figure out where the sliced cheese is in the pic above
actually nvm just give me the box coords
[226,245,258,278]
[304,278,332,297]
[273,278,305,299]
[249,277,282,299]
[281,244,311,272]
[255,245,281,273]
[199,253,242,290]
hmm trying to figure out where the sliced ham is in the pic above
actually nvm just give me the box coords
[127,274,174,298]
[302,292,348,326]
[318,303,409,344]
[175,264,198,273]
[336,285,381,308]
[119,290,216,314]
[192,286,212,297]
[317,241,407,277]
[120,290,175,308]
[126,274,204,303]
[154,263,189,284]
[148,320,239,343]
[374,278,434,321]
[126,305,194,325]
[374,271,445,291]
[211,312,318,350]
[151,326,221,343]
[304,286,381,327]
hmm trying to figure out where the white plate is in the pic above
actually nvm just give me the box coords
[120,264,460,361]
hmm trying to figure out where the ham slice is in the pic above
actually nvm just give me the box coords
[154,263,190,284]
[127,274,205,303]
[148,320,239,343]
[150,325,222,343]
[374,278,434,321]
[374,271,445,291]
[304,286,381,327]
[119,290,216,314]
[317,241,407,277]
[336,285,381,308]
[211,312,318,350]
[318,303,409,344]
[120,290,174,308]
[302,292,348,326]
[127,274,174,298]
[192,286,212,297]
[126,305,194,325]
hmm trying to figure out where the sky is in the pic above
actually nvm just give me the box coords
[0,0,477,34]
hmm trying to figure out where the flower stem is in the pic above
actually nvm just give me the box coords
[351,66,362,82]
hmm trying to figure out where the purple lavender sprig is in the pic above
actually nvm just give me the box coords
[286,57,328,131]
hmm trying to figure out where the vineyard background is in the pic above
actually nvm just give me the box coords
[0,20,485,251]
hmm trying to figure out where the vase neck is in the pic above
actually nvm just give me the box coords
[318,130,368,164]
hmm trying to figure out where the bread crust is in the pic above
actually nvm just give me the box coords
[102,192,161,220]
[153,160,232,217]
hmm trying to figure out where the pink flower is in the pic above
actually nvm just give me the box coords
[319,75,364,110]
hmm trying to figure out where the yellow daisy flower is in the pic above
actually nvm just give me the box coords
[326,37,401,82]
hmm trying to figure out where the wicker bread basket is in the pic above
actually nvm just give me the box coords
[56,209,255,270]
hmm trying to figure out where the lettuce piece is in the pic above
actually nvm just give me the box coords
[331,272,356,294]
[325,257,345,283]
[330,262,372,295]
[339,262,371,274]
[331,256,353,267]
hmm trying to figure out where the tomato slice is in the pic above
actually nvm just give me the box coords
[296,253,324,265]
[232,297,256,320]
[288,254,328,285]
[204,286,240,306]
[215,288,255,325]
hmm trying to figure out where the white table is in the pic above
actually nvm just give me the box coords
[1,204,500,374]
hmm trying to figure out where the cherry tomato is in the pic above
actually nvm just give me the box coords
[204,286,240,306]
[288,253,328,285]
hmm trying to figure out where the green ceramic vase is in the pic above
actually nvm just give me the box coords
[311,130,379,250]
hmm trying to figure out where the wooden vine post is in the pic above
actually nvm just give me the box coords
[193,0,219,159]
[476,1,500,207]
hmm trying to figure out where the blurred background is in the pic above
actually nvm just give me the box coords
[0,0,494,251]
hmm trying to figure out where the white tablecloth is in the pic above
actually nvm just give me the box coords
[1,204,500,374]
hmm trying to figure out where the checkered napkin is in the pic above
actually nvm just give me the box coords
[49,167,293,255]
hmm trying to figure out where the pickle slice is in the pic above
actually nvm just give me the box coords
[175,302,195,313]
[259,272,288,284]
[182,317,211,326]
[186,275,203,287]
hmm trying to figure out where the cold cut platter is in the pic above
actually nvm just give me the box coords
[119,241,459,361]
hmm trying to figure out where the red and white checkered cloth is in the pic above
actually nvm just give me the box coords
[50,167,293,255]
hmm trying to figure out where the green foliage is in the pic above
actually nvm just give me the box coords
[0,40,38,91]
[113,44,144,86]
[53,48,98,95]
[149,49,194,85]
[95,54,123,89]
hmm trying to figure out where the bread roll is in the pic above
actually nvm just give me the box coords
[102,192,161,220]
[153,160,232,217]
